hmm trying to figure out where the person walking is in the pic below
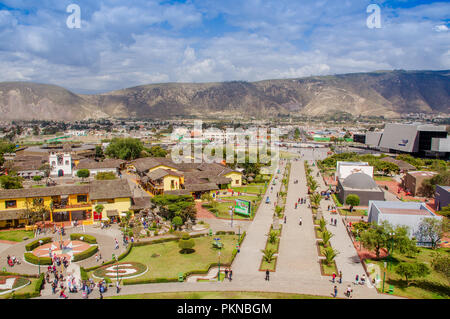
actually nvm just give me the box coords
[339,271,343,284]
[225,268,229,280]
[265,270,270,281]
[284,216,287,223]
[229,269,233,281]
[299,217,302,226]
[333,285,338,298]
[332,273,336,283]
[334,219,337,226]
[331,218,334,225]
[355,274,359,285]
[346,285,352,298]
[295,202,298,209]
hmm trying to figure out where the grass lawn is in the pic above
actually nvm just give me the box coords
[260,258,277,271]
[0,277,36,299]
[232,184,267,195]
[213,202,252,220]
[221,196,258,202]
[0,229,34,242]
[320,260,338,276]
[107,291,332,299]
[366,247,450,299]
[119,235,239,283]
[338,208,367,217]
[374,175,394,182]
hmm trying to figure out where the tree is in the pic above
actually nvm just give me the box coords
[95,204,105,215]
[308,179,318,193]
[310,193,322,209]
[261,248,276,264]
[105,138,144,160]
[415,218,447,249]
[76,169,90,182]
[418,171,450,198]
[318,218,327,233]
[24,198,49,226]
[33,175,43,182]
[95,145,104,159]
[345,194,360,212]
[178,233,195,254]
[172,216,183,230]
[391,225,418,257]
[323,247,339,265]
[39,163,51,178]
[431,252,450,282]
[322,230,334,248]
[294,128,300,140]
[440,205,450,218]
[178,205,197,224]
[95,172,117,180]
[395,262,430,285]
[146,146,168,157]
[360,223,388,258]
[0,175,23,189]
[267,231,278,244]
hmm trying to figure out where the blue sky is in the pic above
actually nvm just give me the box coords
[0,0,448,93]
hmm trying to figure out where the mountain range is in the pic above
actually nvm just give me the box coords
[0,70,448,121]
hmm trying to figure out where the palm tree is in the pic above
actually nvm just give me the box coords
[319,218,327,233]
[309,180,318,193]
[261,248,276,263]
[322,230,334,247]
[310,193,322,208]
[323,247,339,266]
[267,231,278,244]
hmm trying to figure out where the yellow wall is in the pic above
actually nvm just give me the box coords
[92,197,132,219]
[0,197,53,211]
[224,172,242,187]
[163,175,181,191]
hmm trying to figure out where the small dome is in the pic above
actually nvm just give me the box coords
[342,173,377,189]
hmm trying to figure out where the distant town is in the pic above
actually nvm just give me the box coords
[0,114,448,300]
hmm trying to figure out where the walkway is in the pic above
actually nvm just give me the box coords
[275,160,322,279]
[311,162,369,284]
[231,162,286,282]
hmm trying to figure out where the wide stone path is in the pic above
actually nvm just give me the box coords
[231,162,286,281]
[275,160,321,279]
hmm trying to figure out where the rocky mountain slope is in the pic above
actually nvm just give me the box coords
[0,70,448,121]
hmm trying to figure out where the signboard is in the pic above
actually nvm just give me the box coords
[234,199,251,217]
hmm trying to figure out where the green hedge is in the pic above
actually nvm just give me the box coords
[123,277,178,285]
[215,231,236,235]
[80,267,89,281]
[24,253,52,265]
[332,194,343,207]
[25,237,52,252]
[0,271,39,278]
[8,273,44,299]
[70,233,97,244]
[73,245,98,262]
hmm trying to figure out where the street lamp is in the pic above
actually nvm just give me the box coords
[217,251,221,282]
[389,232,395,270]
[382,261,387,293]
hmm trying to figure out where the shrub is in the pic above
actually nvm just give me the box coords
[24,253,52,265]
[35,273,45,292]
[25,237,52,252]
[172,216,183,229]
[73,245,98,262]
[178,233,195,253]
[70,233,97,244]
[80,267,89,281]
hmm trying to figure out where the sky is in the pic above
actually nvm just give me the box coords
[0,0,449,93]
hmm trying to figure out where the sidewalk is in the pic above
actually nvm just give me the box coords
[275,160,322,279]
[311,162,369,283]
[232,162,285,281]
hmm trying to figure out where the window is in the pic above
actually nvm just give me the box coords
[235,180,240,185]
[33,198,44,205]
[5,200,17,209]
[65,160,69,165]
[77,195,88,203]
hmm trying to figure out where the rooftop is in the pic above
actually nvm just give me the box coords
[408,171,438,178]
[379,207,433,216]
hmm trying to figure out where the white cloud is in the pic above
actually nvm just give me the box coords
[0,1,448,92]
